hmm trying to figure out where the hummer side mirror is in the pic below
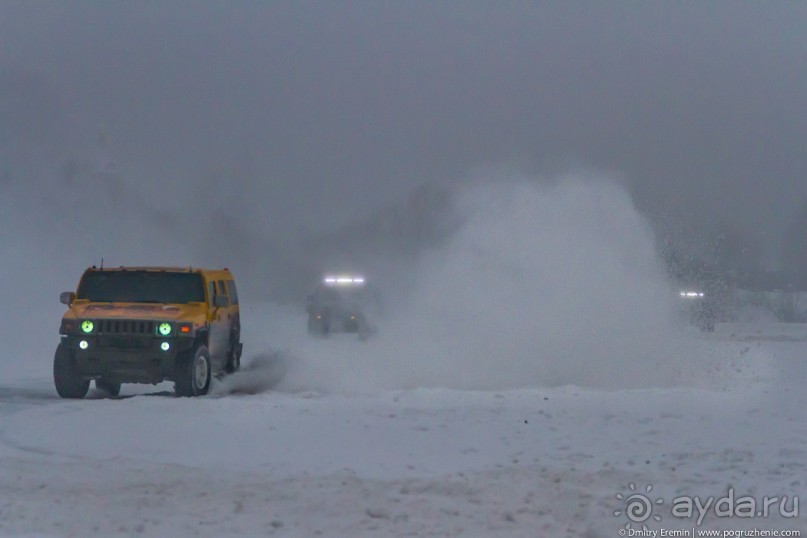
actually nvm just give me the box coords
[213,294,229,308]
[60,291,76,306]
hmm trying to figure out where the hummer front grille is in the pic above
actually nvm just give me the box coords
[97,319,156,335]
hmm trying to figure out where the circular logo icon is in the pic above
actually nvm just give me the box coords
[614,483,663,528]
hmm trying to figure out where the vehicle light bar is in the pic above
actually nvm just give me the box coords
[680,291,705,298]
[323,275,365,286]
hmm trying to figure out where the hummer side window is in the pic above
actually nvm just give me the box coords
[217,281,230,306]
[227,280,239,305]
[208,282,216,306]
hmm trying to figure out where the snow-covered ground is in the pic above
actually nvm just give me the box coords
[1,178,804,536]
[1,303,806,537]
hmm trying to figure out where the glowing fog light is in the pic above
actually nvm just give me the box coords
[81,320,94,333]
[160,342,170,351]
[79,340,89,350]
[157,323,172,336]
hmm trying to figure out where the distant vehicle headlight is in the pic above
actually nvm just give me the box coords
[81,320,94,333]
[157,322,172,336]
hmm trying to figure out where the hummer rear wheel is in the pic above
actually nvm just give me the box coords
[225,343,242,374]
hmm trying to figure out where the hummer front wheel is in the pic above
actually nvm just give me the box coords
[53,343,89,399]
[174,344,211,397]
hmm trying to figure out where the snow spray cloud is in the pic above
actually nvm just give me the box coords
[277,174,692,392]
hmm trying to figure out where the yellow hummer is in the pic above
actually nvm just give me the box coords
[55,266,243,398]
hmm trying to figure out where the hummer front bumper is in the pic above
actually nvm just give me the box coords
[61,335,195,384]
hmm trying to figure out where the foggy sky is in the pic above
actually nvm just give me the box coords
[2,1,807,256]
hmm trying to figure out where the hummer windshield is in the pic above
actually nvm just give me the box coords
[77,271,205,304]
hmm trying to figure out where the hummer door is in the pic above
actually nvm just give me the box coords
[207,280,230,369]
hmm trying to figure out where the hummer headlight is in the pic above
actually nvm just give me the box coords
[81,320,94,333]
[157,322,172,336]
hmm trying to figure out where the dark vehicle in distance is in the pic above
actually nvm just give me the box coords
[306,275,377,340]
[679,289,716,332]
